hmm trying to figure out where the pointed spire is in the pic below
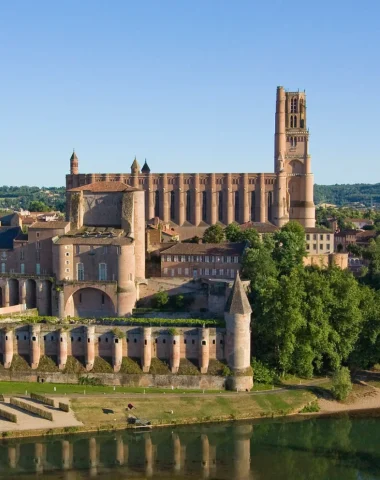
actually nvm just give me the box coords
[131,156,141,174]
[225,272,252,315]
[141,158,151,174]
[70,149,78,161]
[70,149,79,175]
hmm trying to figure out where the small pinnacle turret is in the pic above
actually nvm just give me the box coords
[70,150,79,175]
[131,156,141,174]
[141,159,151,174]
[225,272,252,315]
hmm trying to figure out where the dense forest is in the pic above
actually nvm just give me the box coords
[1,183,380,213]
[314,184,380,207]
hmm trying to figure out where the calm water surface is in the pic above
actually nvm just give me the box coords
[1,412,380,479]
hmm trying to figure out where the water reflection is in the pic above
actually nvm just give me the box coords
[0,414,380,479]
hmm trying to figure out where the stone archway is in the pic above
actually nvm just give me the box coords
[67,288,116,318]
[8,279,19,306]
[26,279,37,309]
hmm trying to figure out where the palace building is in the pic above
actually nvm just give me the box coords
[66,86,316,236]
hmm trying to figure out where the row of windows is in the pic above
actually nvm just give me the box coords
[288,136,306,147]
[39,336,224,345]
[164,255,239,263]
[306,244,331,251]
[76,263,108,281]
[1,263,41,274]
[164,267,237,278]
[306,234,331,241]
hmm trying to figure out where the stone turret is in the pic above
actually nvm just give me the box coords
[224,272,253,390]
[130,157,140,175]
[70,150,79,175]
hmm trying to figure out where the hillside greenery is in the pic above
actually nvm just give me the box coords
[0,186,65,212]
[314,183,380,207]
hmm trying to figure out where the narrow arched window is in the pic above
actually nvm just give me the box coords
[290,115,294,128]
[234,191,240,223]
[202,191,207,222]
[251,191,256,221]
[291,97,298,113]
[154,190,160,217]
[186,191,191,222]
[218,191,223,223]
[294,116,297,128]
[170,191,175,221]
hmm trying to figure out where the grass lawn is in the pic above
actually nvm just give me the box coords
[0,381,226,396]
[70,388,315,429]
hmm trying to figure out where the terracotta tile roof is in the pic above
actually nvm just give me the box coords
[29,221,70,229]
[161,242,246,256]
[54,236,132,245]
[69,181,137,193]
[240,221,278,233]
[305,227,333,234]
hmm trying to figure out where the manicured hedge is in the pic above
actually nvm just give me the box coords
[10,397,53,421]
[0,408,17,423]
[58,402,69,412]
[30,392,55,407]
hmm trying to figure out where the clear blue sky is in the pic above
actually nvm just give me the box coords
[1,0,379,186]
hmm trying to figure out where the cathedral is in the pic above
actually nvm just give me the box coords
[66,86,316,234]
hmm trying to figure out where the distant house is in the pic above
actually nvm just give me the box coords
[160,242,247,280]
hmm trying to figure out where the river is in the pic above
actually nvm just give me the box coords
[0,411,380,479]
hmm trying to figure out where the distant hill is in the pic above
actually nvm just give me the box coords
[314,184,380,207]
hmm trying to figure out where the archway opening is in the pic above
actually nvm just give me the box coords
[26,279,37,309]
[72,288,115,318]
[9,279,20,306]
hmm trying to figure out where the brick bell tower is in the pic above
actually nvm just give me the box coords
[273,86,315,228]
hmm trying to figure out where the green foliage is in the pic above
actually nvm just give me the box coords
[300,400,320,413]
[203,224,225,243]
[207,359,228,376]
[177,359,200,375]
[154,290,169,308]
[168,327,179,336]
[331,367,352,401]
[10,355,31,372]
[272,221,307,274]
[37,355,59,372]
[346,243,363,257]
[10,397,53,420]
[0,186,66,212]
[30,392,55,407]
[112,327,125,339]
[224,222,242,242]
[149,358,171,374]
[63,356,86,374]
[78,376,103,386]
[225,223,261,248]
[29,200,51,212]
[92,357,113,373]
[251,358,277,384]
[119,357,142,374]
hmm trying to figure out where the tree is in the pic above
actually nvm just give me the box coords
[224,222,241,242]
[272,221,307,274]
[203,224,225,243]
[346,243,363,257]
[28,200,50,212]
[154,290,169,309]
[331,367,352,401]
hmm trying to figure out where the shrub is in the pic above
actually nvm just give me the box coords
[37,355,59,373]
[149,358,171,375]
[59,402,70,412]
[251,358,277,384]
[154,291,169,309]
[30,392,55,407]
[208,359,228,376]
[10,398,53,421]
[177,359,200,375]
[168,327,179,336]
[0,408,17,423]
[92,357,113,373]
[222,365,232,377]
[112,327,125,339]
[331,367,352,401]
[63,356,86,374]
[119,357,142,374]
[78,376,103,386]
[300,401,320,413]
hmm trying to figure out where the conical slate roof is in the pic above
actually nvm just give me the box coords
[225,272,252,315]
[141,159,150,174]
[70,150,78,161]
[131,157,141,172]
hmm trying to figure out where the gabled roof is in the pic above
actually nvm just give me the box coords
[225,272,252,315]
[69,181,137,193]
